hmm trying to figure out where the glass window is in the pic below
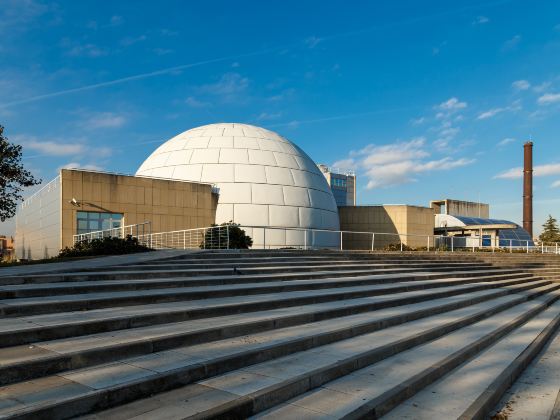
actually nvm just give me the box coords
[76,211,123,235]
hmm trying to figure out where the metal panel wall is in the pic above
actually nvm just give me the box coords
[15,176,61,260]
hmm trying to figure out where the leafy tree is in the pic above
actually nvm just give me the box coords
[0,125,41,222]
[539,215,560,243]
[201,221,253,249]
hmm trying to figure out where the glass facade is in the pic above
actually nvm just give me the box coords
[76,211,123,234]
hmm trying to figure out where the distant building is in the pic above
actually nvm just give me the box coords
[318,164,356,207]
[0,235,15,261]
[430,198,489,218]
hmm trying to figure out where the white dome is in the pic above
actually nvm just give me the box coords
[136,123,339,246]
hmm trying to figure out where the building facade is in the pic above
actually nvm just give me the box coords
[317,164,356,207]
[338,205,435,249]
[15,169,217,259]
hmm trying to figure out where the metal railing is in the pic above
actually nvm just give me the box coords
[73,221,152,244]
[72,222,560,255]
[137,225,230,250]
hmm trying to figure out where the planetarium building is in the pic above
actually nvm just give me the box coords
[15,123,340,258]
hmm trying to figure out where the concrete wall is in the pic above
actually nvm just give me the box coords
[338,205,435,249]
[431,199,489,218]
[15,176,62,260]
[60,169,218,250]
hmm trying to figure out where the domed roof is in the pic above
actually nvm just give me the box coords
[136,123,339,236]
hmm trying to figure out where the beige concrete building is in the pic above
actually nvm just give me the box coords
[338,205,435,249]
[430,198,489,219]
[15,169,217,259]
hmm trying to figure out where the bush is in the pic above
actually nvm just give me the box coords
[200,221,253,249]
[58,235,151,258]
[383,243,413,251]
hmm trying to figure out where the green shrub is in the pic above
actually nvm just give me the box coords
[200,221,253,249]
[58,235,151,258]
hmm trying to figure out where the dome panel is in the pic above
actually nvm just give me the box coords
[136,123,340,246]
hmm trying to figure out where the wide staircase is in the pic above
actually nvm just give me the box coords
[0,250,559,419]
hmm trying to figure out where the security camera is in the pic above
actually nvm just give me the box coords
[69,198,80,207]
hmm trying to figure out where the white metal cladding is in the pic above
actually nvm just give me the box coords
[136,123,340,245]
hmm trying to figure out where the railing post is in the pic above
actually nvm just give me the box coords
[542,242,544,254]
[227,225,230,250]
[527,240,529,253]
[451,236,454,252]
[183,230,186,250]
[304,230,307,250]
[427,235,430,252]
[400,235,403,252]
[340,231,343,251]
[263,227,266,250]
[509,239,512,253]
[372,233,375,251]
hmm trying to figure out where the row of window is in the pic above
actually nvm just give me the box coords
[331,177,347,188]
[76,211,123,235]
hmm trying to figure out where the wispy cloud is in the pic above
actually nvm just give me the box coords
[82,112,127,129]
[477,100,521,120]
[477,108,505,120]
[512,79,530,90]
[436,97,467,112]
[120,35,147,47]
[305,36,321,48]
[256,112,282,121]
[497,138,516,147]
[502,34,521,51]
[197,72,249,104]
[472,16,489,25]
[184,96,209,108]
[61,38,107,57]
[537,93,560,105]
[15,135,112,158]
[335,137,474,189]
[495,163,560,179]
[552,180,560,188]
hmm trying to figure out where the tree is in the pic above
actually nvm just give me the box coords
[539,215,560,243]
[0,125,41,222]
[200,221,253,249]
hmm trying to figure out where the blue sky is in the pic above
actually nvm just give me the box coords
[1,0,559,235]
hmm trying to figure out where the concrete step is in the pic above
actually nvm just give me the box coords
[0,262,500,286]
[0,264,514,299]
[105,260,494,272]
[0,274,538,348]
[64,286,560,420]
[0,270,533,317]
[490,327,560,419]
[251,292,560,420]
[2,283,558,419]
[0,277,548,386]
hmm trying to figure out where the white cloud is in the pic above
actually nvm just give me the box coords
[20,139,87,156]
[256,112,282,121]
[109,15,123,26]
[473,16,489,25]
[512,80,530,90]
[533,82,552,93]
[15,135,112,158]
[552,180,560,188]
[185,96,209,107]
[497,138,515,147]
[436,97,467,112]
[410,117,425,125]
[495,163,560,179]
[305,36,321,48]
[537,93,560,105]
[61,38,107,57]
[477,107,505,120]
[197,73,249,103]
[120,35,147,47]
[83,112,126,129]
[340,138,474,189]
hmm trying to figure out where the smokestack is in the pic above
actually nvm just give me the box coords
[523,141,533,238]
